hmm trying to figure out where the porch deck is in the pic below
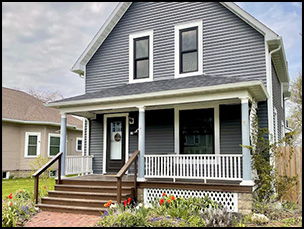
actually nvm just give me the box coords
[59,174,250,193]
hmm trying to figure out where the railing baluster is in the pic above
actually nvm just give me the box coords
[158,156,160,177]
[233,156,236,179]
[230,157,233,179]
[219,155,222,178]
[238,156,241,179]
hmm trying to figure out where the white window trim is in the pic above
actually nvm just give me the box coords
[76,137,83,152]
[48,133,61,157]
[129,30,153,84]
[24,132,41,158]
[174,20,203,78]
[174,103,220,155]
[103,113,129,174]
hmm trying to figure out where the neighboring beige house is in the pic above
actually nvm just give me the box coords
[2,87,83,178]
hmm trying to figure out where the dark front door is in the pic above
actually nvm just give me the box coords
[106,117,126,173]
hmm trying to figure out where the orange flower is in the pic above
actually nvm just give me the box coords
[43,186,46,189]
[19,191,22,193]
[10,202,13,206]
[124,200,127,207]
[170,196,175,201]
[162,192,166,197]
[104,200,112,208]
[159,199,164,205]
[128,197,131,205]
[167,199,171,203]
[8,193,12,199]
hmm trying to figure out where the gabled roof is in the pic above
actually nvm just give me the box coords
[2,87,83,130]
[71,2,289,84]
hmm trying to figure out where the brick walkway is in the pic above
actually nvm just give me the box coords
[24,211,101,227]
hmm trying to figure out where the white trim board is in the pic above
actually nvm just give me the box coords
[103,113,129,174]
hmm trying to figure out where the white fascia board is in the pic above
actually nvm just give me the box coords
[46,81,269,108]
[2,118,82,131]
[220,2,278,41]
[70,2,132,76]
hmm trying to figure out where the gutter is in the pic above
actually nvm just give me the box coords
[2,118,82,131]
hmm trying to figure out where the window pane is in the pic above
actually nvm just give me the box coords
[50,137,60,146]
[135,59,149,79]
[28,146,37,155]
[135,38,149,59]
[77,140,82,151]
[182,51,197,73]
[50,146,59,156]
[181,29,197,52]
[28,136,37,145]
[180,108,214,154]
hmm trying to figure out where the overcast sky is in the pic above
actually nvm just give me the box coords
[2,2,302,99]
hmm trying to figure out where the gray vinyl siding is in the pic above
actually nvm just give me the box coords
[86,2,266,93]
[257,101,269,141]
[272,62,284,141]
[220,104,242,154]
[89,115,104,174]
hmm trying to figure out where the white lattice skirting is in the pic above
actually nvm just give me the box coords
[144,188,238,212]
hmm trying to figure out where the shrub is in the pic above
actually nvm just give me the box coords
[250,213,269,225]
[200,207,233,227]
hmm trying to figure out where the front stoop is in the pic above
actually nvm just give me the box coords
[36,179,133,215]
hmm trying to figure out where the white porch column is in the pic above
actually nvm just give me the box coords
[240,98,254,186]
[60,113,67,177]
[137,106,146,181]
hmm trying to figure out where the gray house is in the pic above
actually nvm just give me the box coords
[45,2,290,214]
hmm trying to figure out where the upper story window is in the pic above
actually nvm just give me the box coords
[129,30,153,83]
[175,20,203,78]
[24,132,41,157]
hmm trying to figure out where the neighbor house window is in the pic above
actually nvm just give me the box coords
[76,137,83,152]
[129,30,153,83]
[175,20,203,78]
[24,132,41,157]
[48,134,60,157]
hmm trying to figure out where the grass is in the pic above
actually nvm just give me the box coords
[2,177,56,198]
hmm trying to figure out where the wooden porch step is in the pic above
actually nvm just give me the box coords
[35,203,106,215]
[58,179,134,187]
[41,197,115,208]
[55,184,132,193]
[48,190,130,200]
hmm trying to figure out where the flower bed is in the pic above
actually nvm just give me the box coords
[97,193,234,227]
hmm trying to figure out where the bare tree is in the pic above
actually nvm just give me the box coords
[26,89,64,103]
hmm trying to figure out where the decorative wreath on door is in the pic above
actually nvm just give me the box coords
[114,133,121,142]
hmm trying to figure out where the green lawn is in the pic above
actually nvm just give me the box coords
[2,177,56,198]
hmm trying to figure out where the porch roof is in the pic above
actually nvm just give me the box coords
[47,74,268,109]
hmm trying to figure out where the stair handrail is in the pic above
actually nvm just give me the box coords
[32,152,63,204]
[115,150,140,204]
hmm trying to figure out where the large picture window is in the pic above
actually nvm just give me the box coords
[179,108,214,154]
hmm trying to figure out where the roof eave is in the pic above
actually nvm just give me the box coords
[46,81,269,109]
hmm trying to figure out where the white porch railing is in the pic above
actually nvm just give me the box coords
[65,155,94,175]
[144,154,242,182]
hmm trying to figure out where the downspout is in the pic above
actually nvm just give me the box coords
[267,39,282,168]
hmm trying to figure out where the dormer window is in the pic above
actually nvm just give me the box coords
[129,30,153,83]
[175,20,203,78]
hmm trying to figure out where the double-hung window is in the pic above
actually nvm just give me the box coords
[48,133,60,157]
[129,30,153,83]
[175,20,203,78]
[76,137,83,152]
[24,132,41,157]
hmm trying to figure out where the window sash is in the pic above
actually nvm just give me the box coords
[27,135,38,156]
[179,27,198,73]
[134,36,149,79]
[77,140,82,151]
[49,136,60,156]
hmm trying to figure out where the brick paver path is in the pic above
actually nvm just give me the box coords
[24,211,101,227]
